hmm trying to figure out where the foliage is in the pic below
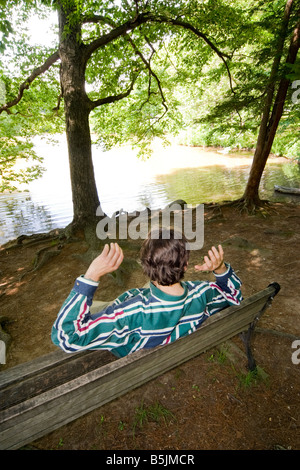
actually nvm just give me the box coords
[0,121,44,192]
[0,3,62,191]
[0,72,62,190]
[89,41,184,157]
[174,0,300,159]
[88,0,299,160]
[0,0,299,196]
[87,0,242,156]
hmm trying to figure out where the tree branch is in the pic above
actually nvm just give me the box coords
[84,13,151,57]
[0,51,60,114]
[125,34,168,116]
[166,17,235,92]
[84,12,231,65]
[252,0,295,153]
[84,14,169,115]
[265,14,299,145]
[2,12,233,115]
[88,73,139,110]
[83,12,234,94]
[52,92,63,113]
[83,12,234,117]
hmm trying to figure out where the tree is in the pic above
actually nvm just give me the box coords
[3,0,295,233]
[240,0,300,210]
[1,0,234,235]
[174,0,300,211]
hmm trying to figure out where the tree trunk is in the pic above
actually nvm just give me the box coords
[58,6,100,232]
[241,0,299,209]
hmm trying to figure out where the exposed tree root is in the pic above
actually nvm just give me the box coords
[18,244,63,281]
[2,195,281,282]
[3,229,67,250]
[2,218,104,281]
[1,227,84,280]
[219,197,278,216]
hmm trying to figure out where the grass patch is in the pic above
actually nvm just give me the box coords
[236,365,269,388]
[208,348,228,364]
[132,401,175,437]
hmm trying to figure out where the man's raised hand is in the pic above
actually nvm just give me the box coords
[84,243,124,282]
[194,245,226,274]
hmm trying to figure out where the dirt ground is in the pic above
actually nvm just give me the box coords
[0,202,299,451]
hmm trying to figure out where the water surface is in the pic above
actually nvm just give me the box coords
[0,136,299,245]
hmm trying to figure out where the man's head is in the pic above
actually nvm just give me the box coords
[140,228,189,286]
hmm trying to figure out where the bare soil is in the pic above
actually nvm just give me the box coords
[0,202,299,451]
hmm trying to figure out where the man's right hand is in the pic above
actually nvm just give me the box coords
[84,243,124,282]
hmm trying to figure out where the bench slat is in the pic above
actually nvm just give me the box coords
[0,349,116,411]
[0,348,115,390]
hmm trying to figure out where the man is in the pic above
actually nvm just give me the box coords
[52,229,242,357]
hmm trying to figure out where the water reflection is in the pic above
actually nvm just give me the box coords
[156,161,300,205]
[0,137,299,245]
[0,192,73,244]
[156,165,249,204]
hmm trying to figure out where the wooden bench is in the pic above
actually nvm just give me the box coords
[0,282,280,450]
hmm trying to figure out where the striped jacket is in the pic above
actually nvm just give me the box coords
[51,264,242,358]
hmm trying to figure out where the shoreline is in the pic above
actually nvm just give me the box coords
[0,144,299,246]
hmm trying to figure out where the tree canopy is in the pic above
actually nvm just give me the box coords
[0,0,299,220]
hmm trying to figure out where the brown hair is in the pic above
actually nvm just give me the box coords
[140,228,189,286]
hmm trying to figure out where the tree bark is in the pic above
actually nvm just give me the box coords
[58,6,100,231]
[241,0,299,208]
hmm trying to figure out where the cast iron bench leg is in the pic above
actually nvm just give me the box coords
[240,282,281,371]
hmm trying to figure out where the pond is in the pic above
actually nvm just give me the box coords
[0,136,299,245]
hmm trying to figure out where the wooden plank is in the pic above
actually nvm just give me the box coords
[0,283,279,450]
[0,348,115,390]
[0,349,116,411]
